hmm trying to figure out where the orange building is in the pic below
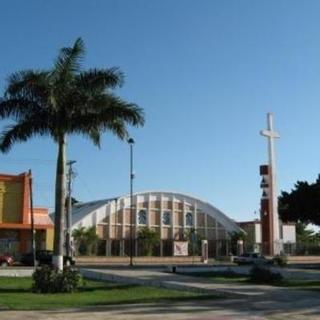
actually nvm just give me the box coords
[0,172,53,258]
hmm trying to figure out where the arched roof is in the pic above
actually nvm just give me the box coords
[71,190,242,234]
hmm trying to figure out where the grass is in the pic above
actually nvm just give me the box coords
[181,271,320,290]
[275,279,320,290]
[0,277,217,310]
[181,271,248,284]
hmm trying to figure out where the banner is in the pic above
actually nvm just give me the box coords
[173,241,188,256]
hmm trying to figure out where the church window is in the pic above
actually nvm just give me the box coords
[186,212,193,226]
[138,210,147,225]
[162,211,171,225]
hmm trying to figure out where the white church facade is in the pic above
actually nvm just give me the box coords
[71,191,243,257]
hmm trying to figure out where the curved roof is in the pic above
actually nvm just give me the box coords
[122,190,241,233]
[70,190,241,234]
[71,198,115,226]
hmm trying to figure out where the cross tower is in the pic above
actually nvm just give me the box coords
[260,113,282,255]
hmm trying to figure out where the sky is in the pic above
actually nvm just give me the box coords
[1,0,320,222]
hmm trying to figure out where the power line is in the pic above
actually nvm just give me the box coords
[77,176,96,199]
[0,158,55,164]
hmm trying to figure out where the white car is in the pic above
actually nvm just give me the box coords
[233,253,272,265]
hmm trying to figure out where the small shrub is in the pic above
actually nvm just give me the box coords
[249,265,283,284]
[32,265,83,293]
[273,255,288,267]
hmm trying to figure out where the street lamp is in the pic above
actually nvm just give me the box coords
[128,138,135,267]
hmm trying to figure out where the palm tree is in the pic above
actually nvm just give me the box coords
[72,226,98,256]
[137,227,160,256]
[0,38,144,270]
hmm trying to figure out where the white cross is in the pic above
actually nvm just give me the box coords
[260,113,281,254]
[260,113,280,170]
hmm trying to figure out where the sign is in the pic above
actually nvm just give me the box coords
[173,241,188,256]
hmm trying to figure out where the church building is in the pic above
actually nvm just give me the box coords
[70,191,242,257]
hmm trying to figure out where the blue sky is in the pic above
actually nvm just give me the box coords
[1,0,320,222]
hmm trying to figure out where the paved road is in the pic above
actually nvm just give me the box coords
[1,295,319,320]
[80,267,320,296]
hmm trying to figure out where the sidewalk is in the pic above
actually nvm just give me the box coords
[79,267,320,298]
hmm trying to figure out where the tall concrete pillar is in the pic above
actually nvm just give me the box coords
[106,240,112,256]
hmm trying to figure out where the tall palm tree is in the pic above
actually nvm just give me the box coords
[0,38,144,270]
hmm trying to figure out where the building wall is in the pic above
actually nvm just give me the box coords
[255,223,262,243]
[238,220,296,255]
[46,229,54,251]
[282,224,296,243]
[0,178,24,223]
[95,194,233,242]
[0,172,53,256]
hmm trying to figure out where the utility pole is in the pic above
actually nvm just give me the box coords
[66,160,77,260]
[28,169,36,269]
[128,138,135,267]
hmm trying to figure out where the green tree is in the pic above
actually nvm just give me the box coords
[278,175,320,225]
[294,222,320,255]
[183,228,203,256]
[0,38,144,270]
[83,226,99,255]
[71,227,86,255]
[72,226,99,256]
[137,227,160,256]
[296,222,320,244]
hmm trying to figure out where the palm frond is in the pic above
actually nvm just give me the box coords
[86,127,101,147]
[76,118,128,142]
[76,68,124,92]
[102,119,128,140]
[66,93,144,139]
[0,119,51,153]
[5,70,50,101]
[97,94,145,127]
[0,98,42,120]
[53,37,85,81]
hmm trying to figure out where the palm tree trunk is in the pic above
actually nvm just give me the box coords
[53,134,66,271]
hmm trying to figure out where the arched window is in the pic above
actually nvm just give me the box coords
[162,211,171,225]
[186,212,193,226]
[138,210,147,225]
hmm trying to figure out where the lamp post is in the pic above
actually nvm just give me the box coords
[128,138,135,267]
[28,170,36,269]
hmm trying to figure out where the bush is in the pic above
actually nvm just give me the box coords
[249,265,283,284]
[273,255,288,267]
[32,265,83,293]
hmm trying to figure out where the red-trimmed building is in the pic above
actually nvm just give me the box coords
[0,172,53,257]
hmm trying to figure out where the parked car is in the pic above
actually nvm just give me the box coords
[20,250,75,266]
[233,252,273,265]
[0,255,14,267]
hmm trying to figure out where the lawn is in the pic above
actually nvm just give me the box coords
[277,279,320,290]
[182,271,248,284]
[181,271,320,290]
[0,277,216,310]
